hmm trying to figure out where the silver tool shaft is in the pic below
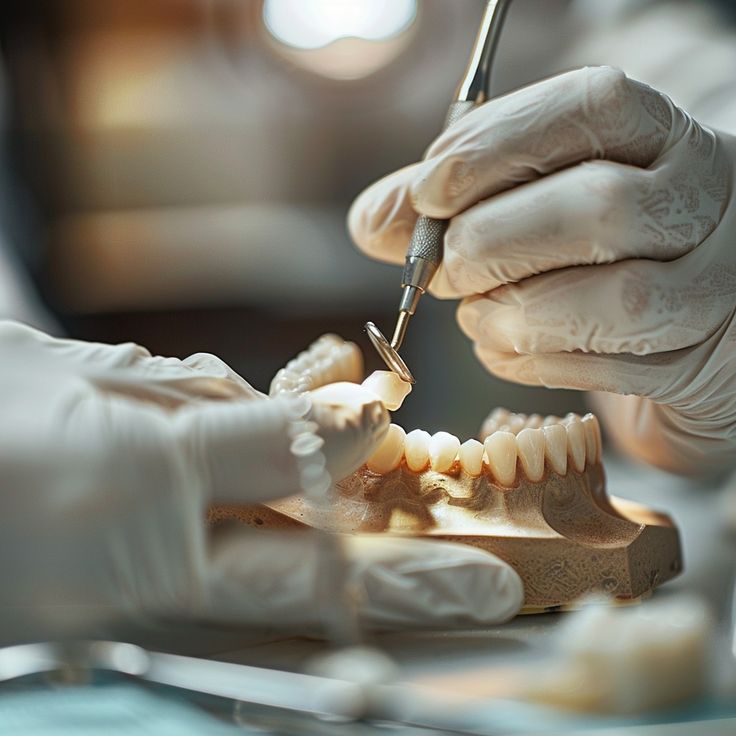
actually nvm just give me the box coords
[366,0,512,381]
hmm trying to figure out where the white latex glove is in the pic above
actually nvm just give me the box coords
[349,66,736,475]
[0,321,522,642]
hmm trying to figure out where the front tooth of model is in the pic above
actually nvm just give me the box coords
[542,424,568,476]
[330,343,360,383]
[429,432,461,473]
[484,431,518,486]
[481,408,510,438]
[367,423,406,474]
[405,429,431,472]
[315,359,336,385]
[459,438,484,476]
[361,370,412,411]
[507,415,526,435]
[292,352,313,372]
[311,334,342,356]
[480,420,496,439]
[582,414,601,465]
[564,417,587,473]
[271,369,295,394]
[490,407,511,422]
[342,345,364,383]
[516,428,545,482]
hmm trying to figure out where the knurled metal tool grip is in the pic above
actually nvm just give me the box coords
[400,99,476,314]
[381,0,512,358]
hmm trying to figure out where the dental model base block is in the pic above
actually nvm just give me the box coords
[210,335,683,611]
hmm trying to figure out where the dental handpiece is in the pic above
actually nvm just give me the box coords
[366,0,513,384]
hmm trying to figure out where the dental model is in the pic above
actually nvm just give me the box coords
[213,334,683,611]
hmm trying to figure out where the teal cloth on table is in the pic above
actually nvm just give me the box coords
[0,684,243,735]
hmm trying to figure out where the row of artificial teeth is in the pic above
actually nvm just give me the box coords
[270,334,363,396]
[481,408,586,438]
[366,413,601,485]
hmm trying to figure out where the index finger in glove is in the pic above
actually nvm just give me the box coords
[457,248,734,358]
[347,165,463,299]
[412,66,673,219]
[91,352,263,408]
[348,164,420,266]
[1,321,261,407]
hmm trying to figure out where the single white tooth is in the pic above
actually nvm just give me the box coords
[543,415,561,426]
[484,431,518,486]
[429,431,461,473]
[361,370,412,411]
[332,349,349,379]
[525,414,544,429]
[507,415,526,435]
[516,428,545,482]
[270,369,297,395]
[582,414,601,465]
[542,424,568,476]
[311,334,342,355]
[404,429,431,472]
[481,408,510,439]
[340,344,364,383]
[288,355,314,376]
[367,423,405,474]
[295,378,312,393]
[480,420,497,440]
[564,417,587,473]
[459,439,484,476]
[315,359,336,384]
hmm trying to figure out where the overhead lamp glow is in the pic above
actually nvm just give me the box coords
[263,0,417,51]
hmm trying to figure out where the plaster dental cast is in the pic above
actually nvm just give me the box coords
[0,322,522,642]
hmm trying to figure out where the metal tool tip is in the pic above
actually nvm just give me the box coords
[390,311,411,352]
[364,321,415,384]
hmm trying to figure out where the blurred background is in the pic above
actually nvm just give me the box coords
[1,0,733,435]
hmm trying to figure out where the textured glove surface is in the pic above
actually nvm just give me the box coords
[349,67,736,474]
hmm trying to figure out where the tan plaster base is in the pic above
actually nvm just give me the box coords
[210,462,682,610]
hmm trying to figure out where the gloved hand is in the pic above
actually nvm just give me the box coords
[0,321,522,642]
[349,66,736,475]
